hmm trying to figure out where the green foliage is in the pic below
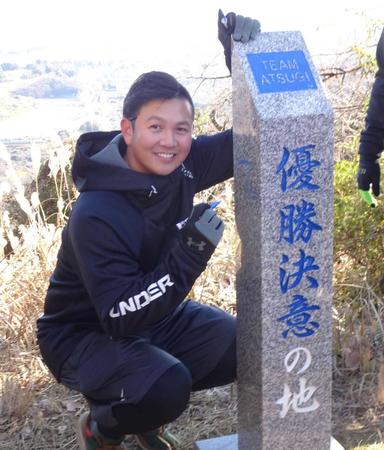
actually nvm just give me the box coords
[334,158,384,287]
[333,158,384,375]
[351,44,377,77]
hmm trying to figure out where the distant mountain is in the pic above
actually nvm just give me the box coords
[13,76,78,99]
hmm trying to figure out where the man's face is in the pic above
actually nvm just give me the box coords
[121,98,194,176]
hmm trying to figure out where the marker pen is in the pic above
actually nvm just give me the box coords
[209,201,221,210]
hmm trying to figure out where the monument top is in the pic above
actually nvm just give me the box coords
[233,31,333,119]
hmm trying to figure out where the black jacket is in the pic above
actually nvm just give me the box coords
[359,27,384,160]
[37,129,233,379]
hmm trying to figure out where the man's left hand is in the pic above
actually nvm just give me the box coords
[218,9,261,72]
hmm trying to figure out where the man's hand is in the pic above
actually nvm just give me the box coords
[181,203,224,253]
[218,9,261,73]
[357,157,380,206]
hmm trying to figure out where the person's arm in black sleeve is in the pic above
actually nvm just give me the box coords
[218,9,261,73]
[188,129,233,191]
[68,203,223,338]
[357,28,384,204]
[187,10,261,192]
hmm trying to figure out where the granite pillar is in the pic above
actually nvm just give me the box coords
[195,31,342,450]
[234,30,335,450]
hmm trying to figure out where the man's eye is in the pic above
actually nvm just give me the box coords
[177,127,189,134]
[149,124,161,131]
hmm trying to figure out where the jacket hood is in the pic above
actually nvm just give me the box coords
[72,131,181,199]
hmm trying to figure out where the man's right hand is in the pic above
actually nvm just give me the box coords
[357,157,380,205]
[181,203,224,253]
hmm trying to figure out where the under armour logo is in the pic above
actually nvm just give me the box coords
[149,185,158,197]
[181,164,194,179]
[186,237,206,251]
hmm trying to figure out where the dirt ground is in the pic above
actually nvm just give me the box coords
[332,371,384,449]
[1,370,383,450]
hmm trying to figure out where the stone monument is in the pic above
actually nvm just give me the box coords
[195,32,343,449]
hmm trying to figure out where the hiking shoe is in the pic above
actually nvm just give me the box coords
[135,426,181,450]
[76,412,127,450]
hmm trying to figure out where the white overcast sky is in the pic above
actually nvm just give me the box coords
[1,0,383,65]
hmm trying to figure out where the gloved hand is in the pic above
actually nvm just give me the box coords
[218,9,261,73]
[357,157,380,206]
[181,203,224,253]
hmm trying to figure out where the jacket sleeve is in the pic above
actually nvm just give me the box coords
[68,210,214,338]
[359,28,384,161]
[190,129,233,192]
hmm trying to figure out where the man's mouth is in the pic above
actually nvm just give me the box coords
[156,152,176,159]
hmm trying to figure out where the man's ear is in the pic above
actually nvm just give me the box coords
[120,117,134,145]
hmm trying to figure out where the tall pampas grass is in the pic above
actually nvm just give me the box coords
[0,138,73,430]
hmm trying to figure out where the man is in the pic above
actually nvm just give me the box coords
[37,10,260,450]
[357,27,384,206]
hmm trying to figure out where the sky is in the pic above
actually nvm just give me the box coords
[1,0,383,68]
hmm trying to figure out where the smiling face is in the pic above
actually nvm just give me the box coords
[120,98,194,176]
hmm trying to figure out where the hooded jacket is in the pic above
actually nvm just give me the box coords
[37,129,233,379]
[359,27,384,160]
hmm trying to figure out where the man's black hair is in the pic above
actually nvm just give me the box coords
[123,71,195,121]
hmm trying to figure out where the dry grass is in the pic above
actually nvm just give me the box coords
[332,282,384,449]
[0,139,74,449]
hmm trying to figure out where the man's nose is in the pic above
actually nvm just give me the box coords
[160,130,176,147]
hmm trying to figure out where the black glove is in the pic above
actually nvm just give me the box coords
[181,203,224,254]
[218,9,261,73]
[357,157,381,196]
